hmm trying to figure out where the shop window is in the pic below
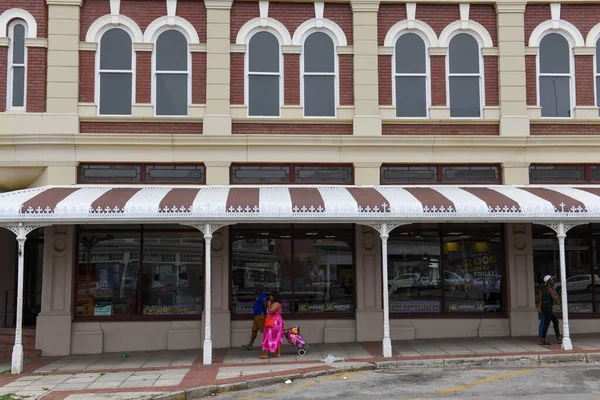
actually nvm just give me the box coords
[231,224,355,316]
[533,224,599,315]
[381,165,500,184]
[154,30,189,116]
[538,33,572,118]
[230,164,353,184]
[388,224,505,315]
[247,31,281,117]
[303,32,337,117]
[75,225,204,319]
[7,19,27,110]
[448,33,482,118]
[529,164,600,183]
[395,33,428,117]
[98,28,133,115]
[78,164,205,184]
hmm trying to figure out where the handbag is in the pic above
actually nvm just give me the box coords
[265,314,276,329]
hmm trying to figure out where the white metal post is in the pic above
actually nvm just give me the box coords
[381,223,392,358]
[12,228,27,374]
[203,223,213,365]
[556,222,573,350]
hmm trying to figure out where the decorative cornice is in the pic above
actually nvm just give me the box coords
[204,0,233,10]
[429,47,448,56]
[189,43,207,53]
[230,44,246,53]
[133,42,153,52]
[46,0,82,5]
[495,2,527,13]
[25,38,48,48]
[0,38,9,47]
[337,45,353,55]
[350,1,380,12]
[573,47,596,56]
[482,47,499,56]
[525,46,539,56]
[79,41,98,51]
[378,46,393,55]
[281,44,301,54]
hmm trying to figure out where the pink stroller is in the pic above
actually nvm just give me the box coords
[284,326,309,356]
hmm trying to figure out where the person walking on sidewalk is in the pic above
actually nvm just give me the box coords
[242,285,268,351]
[540,275,562,346]
[537,282,546,343]
[260,292,284,359]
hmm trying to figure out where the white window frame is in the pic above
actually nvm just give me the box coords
[245,29,284,118]
[392,30,430,119]
[151,27,192,117]
[596,40,600,117]
[536,31,575,119]
[7,19,27,111]
[446,31,485,119]
[300,29,339,118]
[94,26,136,117]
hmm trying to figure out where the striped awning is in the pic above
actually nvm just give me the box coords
[0,185,600,223]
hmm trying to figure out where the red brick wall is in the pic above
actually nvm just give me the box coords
[484,56,499,106]
[1,1,47,37]
[284,53,300,105]
[417,5,460,37]
[430,56,446,106]
[26,47,46,112]
[79,52,95,103]
[469,5,497,46]
[323,3,353,45]
[526,55,537,106]
[383,124,500,135]
[230,52,244,105]
[575,55,595,106]
[136,52,151,103]
[80,0,111,37]
[192,52,206,104]
[378,4,407,46]
[530,124,600,135]
[80,122,203,134]
[561,4,600,39]
[378,55,392,105]
[232,123,353,135]
[177,0,207,43]
[230,2,260,43]
[524,4,550,44]
[339,54,353,106]
[0,47,6,112]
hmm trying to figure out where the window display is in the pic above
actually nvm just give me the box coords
[533,224,599,315]
[388,224,505,315]
[76,225,204,318]
[231,224,354,316]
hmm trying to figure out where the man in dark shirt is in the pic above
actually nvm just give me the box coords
[242,284,267,350]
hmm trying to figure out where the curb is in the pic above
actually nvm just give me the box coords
[151,352,600,399]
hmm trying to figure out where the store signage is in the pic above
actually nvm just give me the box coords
[94,304,112,316]
[390,300,440,313]
[555,303,593,313]
[143,305,202,315]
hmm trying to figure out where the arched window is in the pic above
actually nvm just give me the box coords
[448,33,482,118]
[98,28,133,115]
[302,32,337,117]
[539,33,572,118]
[395,33,428,117]
[247,31,281,117]
[154,30,189,116]
[7,19,27,110]
[597,39,600,116]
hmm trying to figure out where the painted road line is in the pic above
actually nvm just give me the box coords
[236,371,368,400]
[433,369,533,396]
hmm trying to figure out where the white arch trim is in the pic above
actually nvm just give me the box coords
[0,8,37,38]
[236,17,292,45]
[439,20,493,48]
[292,18,347,46]
[529,20,584,47]
[144,15,200,44]
[86,14,143,43]
[383,20,438,48]
[585,22,600,47]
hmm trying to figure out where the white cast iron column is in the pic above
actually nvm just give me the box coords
[380,222,392,358]
[556,222,572,350]
[203,224,213,364]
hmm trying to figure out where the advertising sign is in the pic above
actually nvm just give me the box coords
[390,300,440,313]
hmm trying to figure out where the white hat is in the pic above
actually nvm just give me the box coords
[543,275,555,284]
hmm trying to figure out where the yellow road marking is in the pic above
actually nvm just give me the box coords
[235,371,367,400]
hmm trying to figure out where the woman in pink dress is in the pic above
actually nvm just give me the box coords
[260,292,284,359]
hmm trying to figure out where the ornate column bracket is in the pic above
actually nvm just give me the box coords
[363,222,408,237]
[537,222,588,236]
[3,223,48,241]
[181,223,230,236]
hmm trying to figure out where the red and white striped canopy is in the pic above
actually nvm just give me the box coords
[0,185,599,223]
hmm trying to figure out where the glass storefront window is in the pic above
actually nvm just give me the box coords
[76,225,204,318]
[533,225,597,314]
[231,224,355,316]
[388,224,505,315]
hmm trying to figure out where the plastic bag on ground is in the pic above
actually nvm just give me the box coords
[321,354,345,364]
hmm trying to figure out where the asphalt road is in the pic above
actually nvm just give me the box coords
[210,364,600,400]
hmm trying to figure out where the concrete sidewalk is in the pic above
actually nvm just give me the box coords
[1,335,600,399]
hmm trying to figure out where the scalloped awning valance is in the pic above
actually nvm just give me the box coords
[0,185,600,224]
